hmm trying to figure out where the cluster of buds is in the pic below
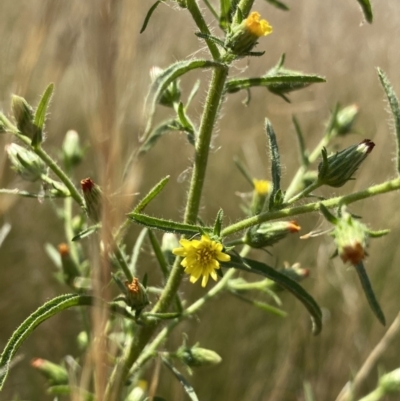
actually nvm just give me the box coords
[318,139,375,188]
[244,221,300,249]
[6,143,46,182]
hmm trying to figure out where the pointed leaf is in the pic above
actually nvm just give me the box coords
[219,0,231,29]
[265,119,281,208]
[292,116,309,167]
[71,224,101,241]
[264,0,289,11]
[0,294,93,390]
[129,213,209,235]
[377,68,400,175]
[129,228,149,276]
[354,262,385,325]
[140,1,163,34]
[161,357,199,401]
[233,157,254,187]
[148,230,170,279]
[356,0,373,23]
[213,209,224,236]
[133,176,170,213]
[32,83,54,146]
[226,254,322,334]
[143,59,224,139]
[319,203,338,224]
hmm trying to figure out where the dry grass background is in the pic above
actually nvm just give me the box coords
[1,0,400,400]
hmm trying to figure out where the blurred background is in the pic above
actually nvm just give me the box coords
[1,0,400,400]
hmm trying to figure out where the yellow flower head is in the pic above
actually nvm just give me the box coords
[172,235,231,287]
[245,12,273,38]
[253,179,271,195]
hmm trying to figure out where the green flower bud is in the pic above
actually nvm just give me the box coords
[58,243,80,287]
[81,177,102,222]
[77,331,89,350]
[6,143,46,182]
[31,358,69,385]
[335,104,359,136]
[150,66,181,107]
[11,95,36,138]
[318,139,375,188]
[224,12,272,57]
[62,130,84,171]
[125,278,149,312]
[125,381,148,401]
[0,112,19,134]
[176,344,222,368]
[332,209,369,266]
[244,221,300,248]
[379,368,400,394]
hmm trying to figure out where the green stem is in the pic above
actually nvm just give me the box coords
[222,176,400,237]
[284,135,330,201]
[232,0,256,24]
[186,0,220,60]
[104,64,229,401]
[286,180,322,205]
[15,134,85,207]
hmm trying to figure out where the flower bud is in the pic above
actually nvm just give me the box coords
[6,143,46,182]
[334,104,359,136]
[150,66,181,107]
[244,221,300,248]
[379,368,400,394]
[77,331,89,350]
[175,344,222,368]
[224,12,272,57]
[11,95,36,138]
[58,243,80,287]
[318,139,375,188]
[126,380,148,401]
[332,209,369,265]
[81,177,102,222]
[125,277,149,312]
[0,112,19,134]
[62,130,84,171]
[251,179,271,215]
[31,358,69,385]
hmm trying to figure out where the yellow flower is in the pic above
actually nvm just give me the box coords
[245,12,272,38]
[172,235,231,287]
[253,179,271,195]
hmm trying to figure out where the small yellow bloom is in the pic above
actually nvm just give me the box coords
[253,179,270,195]
[172,235,231,287]
[245,12,273,38]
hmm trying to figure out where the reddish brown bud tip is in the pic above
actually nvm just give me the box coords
[58,243,69,257]
[81,177,95,192]
[340,242,366,265]
[360,139,375,154]
[125,278,140,294]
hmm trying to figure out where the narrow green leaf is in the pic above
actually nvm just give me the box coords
[129,228,149,277]
[319,203,338,224]
[226,254,322,335]
[32,83,54,146]
[161,357,199,401]
[213,209,224,236]
[233,157,254,187]
[264,0,289,11]
[356,0,373,23]
[265,119,281,208]
[129,213,209,235]
[229,291,287,317]
[140,1,163,34]
[0,294,92,390]
[219,0,231,29]
[143,59,224,139]
[292,116,309,167]
[186,79,201,107]
[144,312,181,320]
[148,230,170,279]
[225,74,326,93]
[133,176,170,213]
[377,68,400,175]
[354,262,386,325]
[71,224,101,241]
[177,102,196,139]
